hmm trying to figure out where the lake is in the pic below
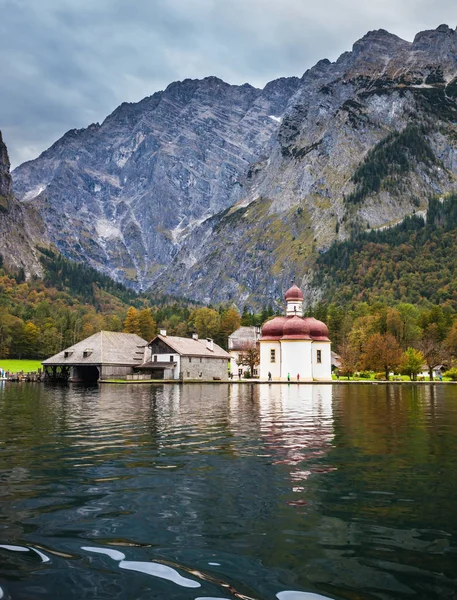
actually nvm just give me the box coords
[0,382,456,600]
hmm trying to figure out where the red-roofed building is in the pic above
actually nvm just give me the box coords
[259,285,332,381]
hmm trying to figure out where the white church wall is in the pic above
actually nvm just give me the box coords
[260,341,281,379]
[311,342,332,381]
[280,340,313,380]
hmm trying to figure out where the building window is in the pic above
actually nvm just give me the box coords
[170,355,174,362]
[200,358,202,363]
[317,350,322,364]
[189,357,192,363]
[270,349,276,363]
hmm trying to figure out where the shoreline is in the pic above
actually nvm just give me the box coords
[97,378,456,385]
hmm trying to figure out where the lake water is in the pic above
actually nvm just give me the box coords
[0,382,456,600]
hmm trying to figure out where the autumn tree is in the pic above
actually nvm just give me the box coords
[338,341,360,379]
[361,332,403,380]
[444,319,457,358]
[220,307,241,338]
[123,306,141,334]
[418,324,447,381]
[348,314,380,354]
[138,308,156,341]
[400,347,424,381]
[237,343,260,377]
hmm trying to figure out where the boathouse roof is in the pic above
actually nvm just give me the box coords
[42,331,147,366]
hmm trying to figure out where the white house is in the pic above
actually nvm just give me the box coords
[142,332,230,381]
[228,326,260,377]
[259,284,332,381]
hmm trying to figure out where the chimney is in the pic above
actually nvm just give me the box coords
[192,333,198,340]
[160,329,167,336]
[206,338,214,351]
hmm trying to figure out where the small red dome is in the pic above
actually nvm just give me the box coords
[285,284,304,301]
[282,316,311,339]
[260,316,288,340]
[304,317,330,341]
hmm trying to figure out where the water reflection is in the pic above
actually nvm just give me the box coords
[0,383,456,599]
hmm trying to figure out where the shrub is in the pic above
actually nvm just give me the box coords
[444,367,457,381]
[358,371,373,379]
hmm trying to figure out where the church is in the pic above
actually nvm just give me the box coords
[259,284,332,381]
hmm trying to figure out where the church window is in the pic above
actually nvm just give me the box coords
[317,350,322,363]
[270,349,276,363]
[170,355,174,362]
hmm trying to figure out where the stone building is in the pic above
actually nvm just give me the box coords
[42,331,148,383]
[228,326,261,377]
[259,284,332,381]
[142,332,230,381]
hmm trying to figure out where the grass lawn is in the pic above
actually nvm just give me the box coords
[0,359,43,373]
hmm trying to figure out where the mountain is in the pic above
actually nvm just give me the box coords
[0,131,48,277]
[12,76,300,290]
[12,25,457,307]
[312,193,457,309]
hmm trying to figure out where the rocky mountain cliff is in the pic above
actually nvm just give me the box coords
[0,131,47,276]
[12,25,457,307]
[12,76,300,290]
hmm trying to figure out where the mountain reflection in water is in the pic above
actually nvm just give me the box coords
[0,382,456,599]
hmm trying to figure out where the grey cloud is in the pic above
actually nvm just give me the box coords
[1,0,456,166]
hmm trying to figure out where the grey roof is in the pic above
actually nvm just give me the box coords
[228,326,260,350]
[42,331,147,366]
[151,335,230,358]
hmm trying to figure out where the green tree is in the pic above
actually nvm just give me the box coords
[400,347,424,381]
[241,305,253,326]
[189,308,220,339]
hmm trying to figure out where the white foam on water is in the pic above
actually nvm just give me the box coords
[119,560,201,588]
[0,544,50,563]
[277,592,334,600]
[0,544,29,552]
[82,546,126,561]
[208,562,221,566]
[31,548,50,563]
[0,585,4,598]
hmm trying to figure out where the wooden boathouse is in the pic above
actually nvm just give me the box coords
[42,331,148,383]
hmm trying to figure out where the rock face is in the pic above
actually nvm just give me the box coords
[12,76,300,288]
[0,131,47,276]
[12,25,457,306]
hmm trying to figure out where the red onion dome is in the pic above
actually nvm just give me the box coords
[260,316,288,340]
[284,284,304,301]
[304,317,330,341]
[282,316,312,340]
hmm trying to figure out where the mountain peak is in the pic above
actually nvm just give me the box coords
[352,28,410,54]
[413,23,457,45]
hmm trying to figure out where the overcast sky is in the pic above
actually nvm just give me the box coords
[1,0,456,167]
